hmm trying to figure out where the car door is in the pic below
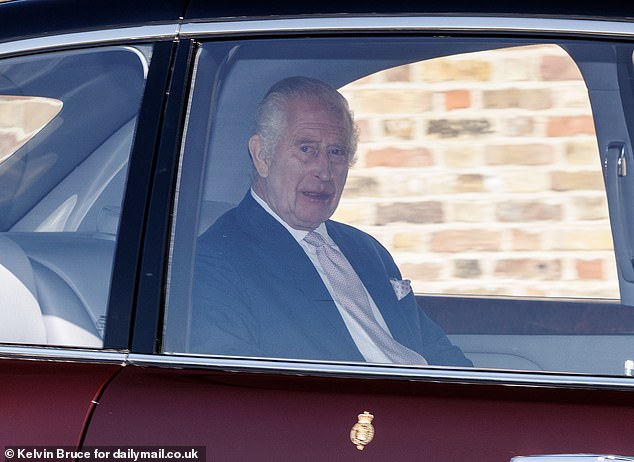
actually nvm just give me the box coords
[0,18,178,446]
[83,14,634,461]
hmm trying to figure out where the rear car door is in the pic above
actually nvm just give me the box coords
[0,12,179,446]
[83,14,634,461]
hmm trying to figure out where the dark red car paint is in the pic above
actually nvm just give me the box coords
[83,365,634,460]
[2,1,634,459]
[0,360,119,445]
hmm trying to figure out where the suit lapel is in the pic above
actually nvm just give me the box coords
[235,194,362,358]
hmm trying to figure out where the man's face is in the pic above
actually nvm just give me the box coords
[250,98,351,231]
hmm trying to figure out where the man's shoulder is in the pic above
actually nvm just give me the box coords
[197,194,289,252]
[196,205,244,250]
[198,194,258,239]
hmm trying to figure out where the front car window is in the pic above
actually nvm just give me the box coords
[0,46,151,347]
[164,37,633,378]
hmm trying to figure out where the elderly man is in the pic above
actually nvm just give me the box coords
[191,76,471,367]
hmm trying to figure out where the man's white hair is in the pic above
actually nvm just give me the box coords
[253,76,358,166]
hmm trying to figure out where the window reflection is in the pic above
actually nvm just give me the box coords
[0,95,62,164]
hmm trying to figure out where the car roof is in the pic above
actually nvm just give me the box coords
[0,0,185,44]
[0,0,632,47]
[185,0,634,21]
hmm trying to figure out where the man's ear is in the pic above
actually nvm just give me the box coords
[249,134,270,178]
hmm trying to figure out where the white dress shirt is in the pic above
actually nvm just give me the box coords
[251,190,394,363]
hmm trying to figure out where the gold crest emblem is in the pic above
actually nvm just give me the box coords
[350,411,375,450]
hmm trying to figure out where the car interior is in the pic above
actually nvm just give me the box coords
[0,46,149,347]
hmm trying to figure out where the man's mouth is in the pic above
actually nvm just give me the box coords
[302,191,331,201]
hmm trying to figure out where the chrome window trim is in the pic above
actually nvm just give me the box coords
[180,16,634,38]
[129,354,634,391]
[0,345,127,364]
[3,345,633,390]
[0,24,179,57]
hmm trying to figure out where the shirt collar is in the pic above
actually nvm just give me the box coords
[250,189,330,244]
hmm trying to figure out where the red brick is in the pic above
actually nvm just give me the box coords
[511,229,542,250]
[377,201,443,225]
[576,259,604,280]
[365,147,434,167]
[495,258,562,280]
[445,90,471,110]
[430,229,502,252]
[540,55,583,81]
[546,116,595,137]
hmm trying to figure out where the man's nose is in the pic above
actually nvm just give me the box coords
[312,149,333,180]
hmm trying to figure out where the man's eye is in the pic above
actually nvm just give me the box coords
[299,145,316,154]
[328,147,346,157]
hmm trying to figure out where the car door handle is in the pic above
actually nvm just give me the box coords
[511,456,634,461]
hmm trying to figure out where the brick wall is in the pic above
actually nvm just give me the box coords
[336,44,619,299]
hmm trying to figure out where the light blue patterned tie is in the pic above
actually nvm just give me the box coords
[304,231,428,365]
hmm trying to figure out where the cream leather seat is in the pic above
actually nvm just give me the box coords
[0,234,47,344]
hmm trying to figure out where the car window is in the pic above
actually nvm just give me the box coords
[0,45,151,347]
[164,37,633,377]
[336,44,618,300]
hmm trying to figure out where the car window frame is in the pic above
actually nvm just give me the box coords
[145,15,634,390]
[0,25,179,360]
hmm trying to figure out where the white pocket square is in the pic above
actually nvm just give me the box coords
[390,278,412,301]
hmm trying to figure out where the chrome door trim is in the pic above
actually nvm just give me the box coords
[0,24,179,57]
[180,16,634,38]
[4,346,632,389]
[0,345,127,364]
[128,353,634,391]
[512,456,634,461]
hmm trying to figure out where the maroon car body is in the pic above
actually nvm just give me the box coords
[1,1,634,461]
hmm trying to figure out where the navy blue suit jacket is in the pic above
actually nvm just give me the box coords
[191,193,471,366]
